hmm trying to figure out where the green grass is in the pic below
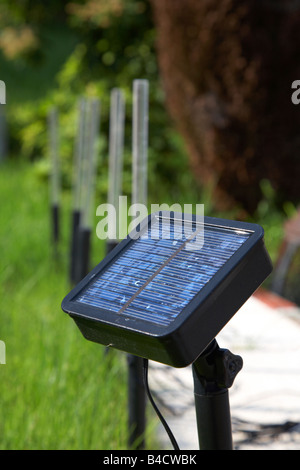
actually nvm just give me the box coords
[0,161,138,450]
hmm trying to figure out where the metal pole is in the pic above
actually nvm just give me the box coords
[128,79,149,450]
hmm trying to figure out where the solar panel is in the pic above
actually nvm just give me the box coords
[62,211,272,367]
[75,218,250,327]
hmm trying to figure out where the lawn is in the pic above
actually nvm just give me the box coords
[0,160,135,450]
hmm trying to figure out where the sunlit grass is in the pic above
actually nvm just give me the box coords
[0,161,135,449]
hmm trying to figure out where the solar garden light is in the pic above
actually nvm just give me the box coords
[48,106,60,255]
[69,98,87,283]
[77,97,101,280]
[70,97,101,284]
[132,80,149,212]
[106,88,125,255]
[127,79,149,449]
[62,211,273,450]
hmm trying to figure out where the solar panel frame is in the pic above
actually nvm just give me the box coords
[62,211,272,367]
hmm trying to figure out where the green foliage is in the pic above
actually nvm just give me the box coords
[1,0,292,249]
[2,0,200,209]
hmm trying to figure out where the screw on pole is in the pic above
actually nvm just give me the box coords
[192,339,243,450]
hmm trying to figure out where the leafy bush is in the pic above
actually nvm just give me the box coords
[3,0,200,207]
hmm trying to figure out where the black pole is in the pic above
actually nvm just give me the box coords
[106,239,118,255]
[106,238,146,449]
[51,203,60,254]
[192,339,243,450]
[75,226,91,283]
[127,355,146,449]
[69,209,81,284]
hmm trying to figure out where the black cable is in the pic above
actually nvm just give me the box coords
[142,358,180,451]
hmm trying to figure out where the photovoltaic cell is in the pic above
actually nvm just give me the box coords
[75,217,250,327]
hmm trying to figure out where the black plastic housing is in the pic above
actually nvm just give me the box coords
[61,212,273,367]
